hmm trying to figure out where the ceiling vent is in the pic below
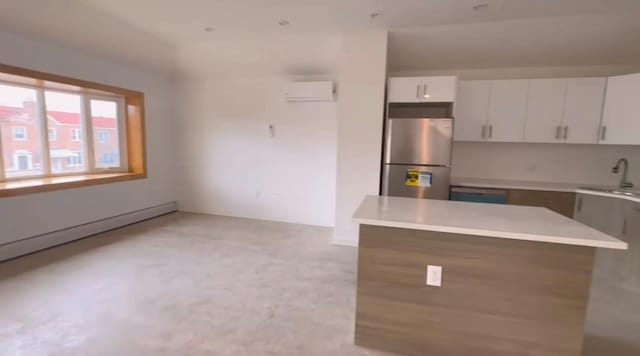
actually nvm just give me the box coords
[284,81,335,102]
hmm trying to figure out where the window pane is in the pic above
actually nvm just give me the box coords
[0,83,45,178]
[91,100,121,168]
[45,91,86,174]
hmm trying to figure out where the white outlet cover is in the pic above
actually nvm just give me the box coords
[426,265,442,287]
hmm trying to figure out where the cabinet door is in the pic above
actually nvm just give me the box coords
[574,194,625,237]
[487,80,529,142]
[421,76,457,102]
[454,81,491,141]
[387,77,422,103]
[524,79,567,143]
[507,189,575,218]
[563,77,606,144]
[601,73,640,145]
[618,201,640,287]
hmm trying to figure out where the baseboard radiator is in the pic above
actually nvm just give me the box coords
[0,201,177,262]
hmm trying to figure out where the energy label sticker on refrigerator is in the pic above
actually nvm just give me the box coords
[405,169,432,187]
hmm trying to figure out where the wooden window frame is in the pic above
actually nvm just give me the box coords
[0,63,146,198]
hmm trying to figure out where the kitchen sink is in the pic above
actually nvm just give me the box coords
[580,186,640,197]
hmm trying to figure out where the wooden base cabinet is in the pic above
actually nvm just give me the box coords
[506,189,576,218]
[355,225,595,356]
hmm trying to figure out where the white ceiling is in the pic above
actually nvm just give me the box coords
[1,0,640,74]
[389,13,640,71]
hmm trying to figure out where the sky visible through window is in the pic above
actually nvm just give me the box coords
[0,84,116,117]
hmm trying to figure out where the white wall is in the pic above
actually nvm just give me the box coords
[452,143,640,186]
[0,30,177,245]
[333,31,388,246]
[176,75,337,227]
[391,65,640,186]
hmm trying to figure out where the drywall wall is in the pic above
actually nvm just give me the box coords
[0,30,177,245]
[333,31,388,246]
[391,65,640,186]
[452,143,640,186]
[175,75,337,227]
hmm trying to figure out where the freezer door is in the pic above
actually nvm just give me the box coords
[384,118,453,165]
[382,164,451,200]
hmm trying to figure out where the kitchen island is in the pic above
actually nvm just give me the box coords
[352,195,627,356]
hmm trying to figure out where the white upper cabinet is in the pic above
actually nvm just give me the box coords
[601,73,640,145]
[454,81,491,141]
[387,76,457,103]
[387,77,423,103]
[486,80,530,142]
[525,79,567,143]
[563,78,606,144]
[421,76,457,102]
[455,77,608,144]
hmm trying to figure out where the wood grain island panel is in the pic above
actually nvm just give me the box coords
[355,224,595,356]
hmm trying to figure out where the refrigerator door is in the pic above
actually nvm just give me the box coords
[382,164,451,200]
[384,118,453,165]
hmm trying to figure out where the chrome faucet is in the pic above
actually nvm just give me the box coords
[612,158,634,189]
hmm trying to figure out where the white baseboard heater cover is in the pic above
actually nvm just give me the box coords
[0,201,177,262]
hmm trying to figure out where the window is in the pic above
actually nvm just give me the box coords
[13,150,33,170]
[67,152,83,167]
[48,128,57,141]
[46,91,86,174]
[91,99,123,168]
[101,152,119,165]
[97,131,109,143]
[12,126,27,141]
[71,128,82,141]
[0,83,45,178]
[0,63,146,197]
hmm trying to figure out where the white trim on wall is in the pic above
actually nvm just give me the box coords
[0,201,177,262]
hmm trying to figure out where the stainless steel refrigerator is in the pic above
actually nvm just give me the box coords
[381,117,453,200]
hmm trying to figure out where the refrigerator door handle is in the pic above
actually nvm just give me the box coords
[481,125,486,139]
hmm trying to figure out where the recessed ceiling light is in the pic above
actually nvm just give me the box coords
[204,27,215,32]
[472,3,489,11]
[278,20,290,26]
[370,12,381,19]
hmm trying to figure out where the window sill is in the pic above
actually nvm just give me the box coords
[0,173,146,198]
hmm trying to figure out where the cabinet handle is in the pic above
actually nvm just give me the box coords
[601,126,607,141]
[556,126,561,139]
[416,84,420,99]
[481,125,486,139]
[423,84,427,98]
[622,219,628,236]
[563,126,568,140]
[489,125,493,139]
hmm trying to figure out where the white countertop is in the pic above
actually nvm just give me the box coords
[451,177,640,203]
[353,195,628,250]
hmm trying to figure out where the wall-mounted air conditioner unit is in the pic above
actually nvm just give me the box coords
[284,81,335,102]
